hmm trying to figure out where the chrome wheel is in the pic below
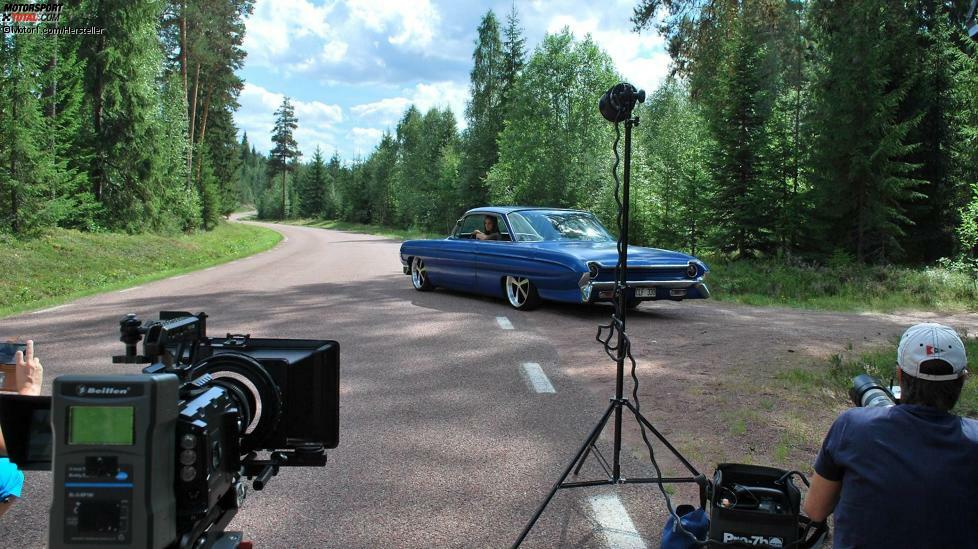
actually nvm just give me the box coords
[411,257,433,291]
[505,276,540,310]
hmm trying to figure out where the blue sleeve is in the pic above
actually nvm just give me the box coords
[814,414,846,482]
[0,457,24,499]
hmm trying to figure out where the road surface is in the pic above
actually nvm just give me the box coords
[1,219,975,548]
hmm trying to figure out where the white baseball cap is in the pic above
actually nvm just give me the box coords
[897,323,968,381]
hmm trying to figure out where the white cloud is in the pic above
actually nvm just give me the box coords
[348,80,468,136]
[244,0,338,69]
[350,96,413,123]
[347,127,385,156]
[237,83,344,158]
[345,0,441,48]
[545,13,670,93]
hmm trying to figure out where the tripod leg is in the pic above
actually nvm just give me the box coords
[623,400,701,477]
[572,410,613,477]
[512,401,617,548]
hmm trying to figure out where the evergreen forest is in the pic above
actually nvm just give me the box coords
[4,0,977,275]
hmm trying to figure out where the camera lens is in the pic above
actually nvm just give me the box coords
[850,374,895,408]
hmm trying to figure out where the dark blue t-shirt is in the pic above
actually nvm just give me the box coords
[814,405,978,548]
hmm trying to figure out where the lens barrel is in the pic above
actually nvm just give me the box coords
[850,374,896,408]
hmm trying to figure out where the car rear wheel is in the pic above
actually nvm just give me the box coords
[505,276,541,310]
[411,257,434,291]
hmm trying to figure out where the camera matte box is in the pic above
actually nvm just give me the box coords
[206,337,340,449]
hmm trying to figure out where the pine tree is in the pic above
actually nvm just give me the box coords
[296,146,328,218]
[809,0,924,262]
[0,34,51,234]
[73,0,169,231]
[268,97,300,219]
[459,10,505,209]
[365,134,397,225]
[637,80,713,254]
[706,10,777,257]
[501,4,527,106]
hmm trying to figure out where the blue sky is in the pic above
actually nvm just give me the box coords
[236,0,671,161]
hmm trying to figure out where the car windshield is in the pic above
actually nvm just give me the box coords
[508,211,613,242]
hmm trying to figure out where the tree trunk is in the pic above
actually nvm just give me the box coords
[194,86,213,184]
[281,170,287,218]
[188,63,200,186]
[92,35,106,202]
[180,2,187,99]
[10,98,18,234]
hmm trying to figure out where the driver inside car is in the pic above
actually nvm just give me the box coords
[473,215,501,240]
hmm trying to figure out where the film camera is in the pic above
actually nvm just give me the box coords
[3,311,339,549]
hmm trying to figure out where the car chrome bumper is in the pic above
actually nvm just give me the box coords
[580,278,710,301]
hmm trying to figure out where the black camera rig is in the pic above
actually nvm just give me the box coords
[2,311,341,549]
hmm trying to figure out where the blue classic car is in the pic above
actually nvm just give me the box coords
[399,207,710,310]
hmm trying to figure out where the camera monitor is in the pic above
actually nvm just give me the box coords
[0,394,52,470]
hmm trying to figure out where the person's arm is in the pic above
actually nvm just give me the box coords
[802,471,842,522]
[0,340,42,517]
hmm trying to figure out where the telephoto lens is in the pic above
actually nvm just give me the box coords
[850,374,896,408]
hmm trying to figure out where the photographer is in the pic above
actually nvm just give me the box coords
[803,323,977,548]
[0,340,43,518]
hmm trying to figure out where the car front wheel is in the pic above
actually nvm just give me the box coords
[411,257,434,291]
[505,276,541,310]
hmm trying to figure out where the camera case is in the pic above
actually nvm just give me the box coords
[708,463,801,547]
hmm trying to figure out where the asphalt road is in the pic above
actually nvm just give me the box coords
[5,220,976,548]
[0,220,696,549]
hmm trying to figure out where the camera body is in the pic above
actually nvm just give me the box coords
[46,312,340,549]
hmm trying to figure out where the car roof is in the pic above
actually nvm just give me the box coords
[464,206,582,216]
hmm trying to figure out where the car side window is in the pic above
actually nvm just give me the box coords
[455,214,512,241]
[508,213,544,242]
[456,215,484,238]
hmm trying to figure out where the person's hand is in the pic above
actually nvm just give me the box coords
[473,230,484,240]
[14,340,42,396]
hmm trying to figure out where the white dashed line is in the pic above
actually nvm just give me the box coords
[520,363,555,393]
[171,275,187,280]
[32,304,72,314]
[588,494,647,549]
[495,316,514,330]
[118,286,143,294]
[204,267,216,271]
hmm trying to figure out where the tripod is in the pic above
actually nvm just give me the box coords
[512,92,705,548]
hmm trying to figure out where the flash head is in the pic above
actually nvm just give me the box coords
[599,83,646,122]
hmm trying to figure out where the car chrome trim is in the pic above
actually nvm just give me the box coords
[592,263,692,270]
[589,277,706,290]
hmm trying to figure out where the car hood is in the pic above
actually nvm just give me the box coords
[523,241,704,268]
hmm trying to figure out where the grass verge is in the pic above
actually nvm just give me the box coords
[275,218,439,241]
[779,334,978,418]
[0,222,282,318]
[704,256,978,313]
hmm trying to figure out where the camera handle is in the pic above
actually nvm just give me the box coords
[242,445,327,491]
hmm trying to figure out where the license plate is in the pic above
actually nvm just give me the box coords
[635,287,656,298]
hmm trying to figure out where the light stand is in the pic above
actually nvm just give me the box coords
[512,84,706,548]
